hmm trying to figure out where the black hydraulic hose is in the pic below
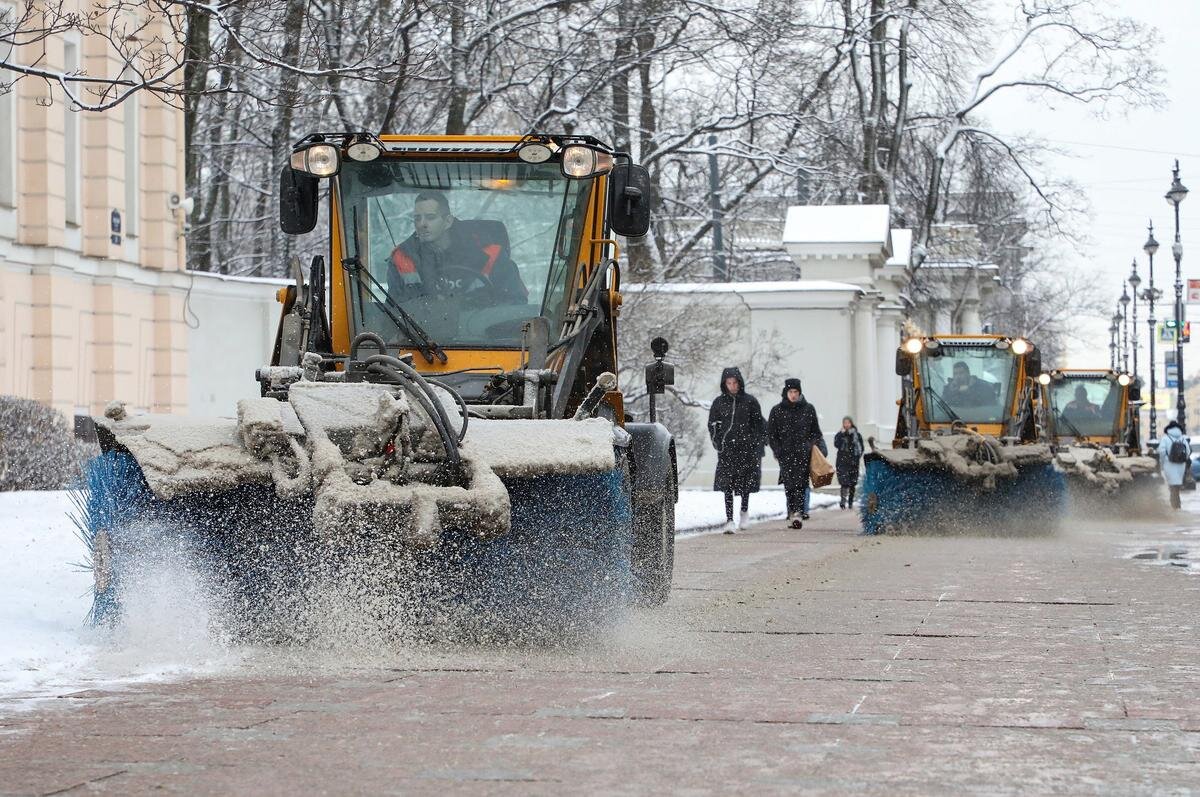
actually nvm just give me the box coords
[350,331,388,361]
[363,354,460,449]
[365,362,461,470]
[425,378,469,443]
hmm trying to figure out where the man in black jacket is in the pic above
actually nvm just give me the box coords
[708,367,765,534]
[768,378,823,529]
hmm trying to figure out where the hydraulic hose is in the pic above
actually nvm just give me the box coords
[363,354,460,449]
[425,378,469,443]
[364,362,461,471]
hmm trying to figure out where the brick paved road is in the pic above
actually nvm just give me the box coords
[3,505,1198,795]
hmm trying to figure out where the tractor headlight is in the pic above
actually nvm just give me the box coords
[903,337,924,354]
[1117,373,1132,386]
[561,145,614,178]
[1010,338,1030,355]
[1037,373,1051,386]
[290,143,340,177]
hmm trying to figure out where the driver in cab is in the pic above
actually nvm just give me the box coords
[944,361,995,409]
[1063,384,1101,418]
[387,191,528,304]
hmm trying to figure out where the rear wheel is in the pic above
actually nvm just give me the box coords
[631,496,674,606]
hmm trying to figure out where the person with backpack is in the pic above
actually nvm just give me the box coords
[833,416,865,510]
[707,367,766,534]
[1158,420,1192,510]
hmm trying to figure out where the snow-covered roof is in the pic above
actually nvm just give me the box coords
[887,229,913,267]
[626,280,862,294]
[782,204,891,246]
[187,269,291,286]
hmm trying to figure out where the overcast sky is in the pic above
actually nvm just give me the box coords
[984,0,1199,371]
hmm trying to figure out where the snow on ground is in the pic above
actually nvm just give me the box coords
[0,490,242,708]
[675,486,841,535]
[0,486,843,707]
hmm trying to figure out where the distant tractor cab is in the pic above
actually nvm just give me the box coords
[1038,369,1160,507]
[862,334,1065,535]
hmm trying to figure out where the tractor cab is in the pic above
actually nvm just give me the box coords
[893,334,1041,446]
[1038,369,1142,453]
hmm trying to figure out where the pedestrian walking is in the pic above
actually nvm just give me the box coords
[833,416,865,510]
[1157,420,1192,510]
[707,367,765,534]
[767,378,823,529]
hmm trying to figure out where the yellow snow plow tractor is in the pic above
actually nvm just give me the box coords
[1038,368,1160,507]
[861,334,1065,534]
[80,133,678,638]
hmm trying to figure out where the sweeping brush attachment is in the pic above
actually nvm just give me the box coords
[861,456,1066,535]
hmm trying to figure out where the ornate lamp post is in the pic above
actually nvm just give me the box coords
[1111,310,1123,369]
[1144,222,1161,442]
[1120,286,1131,373]
[1109,324,1119,369]
[1166,161,1189,430]
[1130,260,1141,379]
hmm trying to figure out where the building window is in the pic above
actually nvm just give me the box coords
[124,89,139,238]
[0,2,16,208]
[63,37,81,225]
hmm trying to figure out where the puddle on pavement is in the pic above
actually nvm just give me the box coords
[1126,545,1197,570]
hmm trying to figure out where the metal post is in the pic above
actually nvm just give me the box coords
[1168,161,1188,431]
[1146,222,1159,443]
[707,134,727,281]
[1122,291,1130,374]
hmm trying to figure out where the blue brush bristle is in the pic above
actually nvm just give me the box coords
[860,455,1066,535]
[70,452,149,624]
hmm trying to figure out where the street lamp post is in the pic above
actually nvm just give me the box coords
[1120,286,1131,373]
[1144,222,1161,443]
[1130,260,1141,379]
[1166,161,1189,430]
[1112,310,1123,369]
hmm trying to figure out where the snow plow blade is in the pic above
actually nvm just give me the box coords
[1054,447,1165,517]
[79,384,638,641]
[860,438,1066,535]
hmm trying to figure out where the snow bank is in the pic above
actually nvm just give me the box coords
[675,486,839,535]
[0,491,240,708]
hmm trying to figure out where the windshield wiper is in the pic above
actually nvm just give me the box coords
[342,258,447,364]
[1051,399,1088,441]
[923,384,961,422]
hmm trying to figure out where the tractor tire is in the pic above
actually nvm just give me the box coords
[632,495,674,606]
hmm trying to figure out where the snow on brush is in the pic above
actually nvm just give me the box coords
[0,485,839,707]
[0,490,240,709]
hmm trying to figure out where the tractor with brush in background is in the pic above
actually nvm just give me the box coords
[861,333,1066,535]
[79,133,679,641]
[1038,368,1161,513]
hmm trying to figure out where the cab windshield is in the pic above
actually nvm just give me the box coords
[338,159,593,349]
[920,345,1018,424]
[1048,377,1121,438]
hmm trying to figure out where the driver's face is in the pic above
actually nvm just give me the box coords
[413,200,452,244]
[953,365,970,385]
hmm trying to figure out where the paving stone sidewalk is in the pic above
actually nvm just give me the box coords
[2,505,1198,795]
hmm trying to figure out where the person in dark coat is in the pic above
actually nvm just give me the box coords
[708,367,765,533]
[767,378,822,529]
[833,416,864,510]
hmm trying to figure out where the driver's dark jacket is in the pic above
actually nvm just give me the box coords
[387,227,527,303]
[944,376,994,408]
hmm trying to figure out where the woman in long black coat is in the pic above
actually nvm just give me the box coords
[833,416,864,510]
[708,367,765,533]
[767,378,822,529]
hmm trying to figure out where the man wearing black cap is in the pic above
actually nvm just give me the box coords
[767,378,823,529]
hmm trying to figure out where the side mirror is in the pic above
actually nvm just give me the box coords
[1129,383,1142,402]
[607,163,652,238]
[1026,348,1041,376]
[895,349,912,376]
[279,166,319,234]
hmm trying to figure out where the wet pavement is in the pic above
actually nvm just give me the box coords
[3,500,1200,795]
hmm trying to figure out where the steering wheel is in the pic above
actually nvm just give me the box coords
[437,266,495,300]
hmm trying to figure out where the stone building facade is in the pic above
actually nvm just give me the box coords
[0,7,189,419]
